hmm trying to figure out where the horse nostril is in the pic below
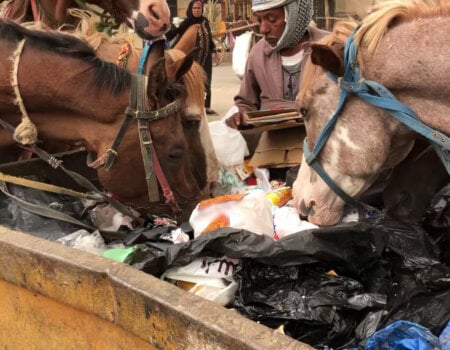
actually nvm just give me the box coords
[169,150,184,160]
[299,212,308,220]
[149,6,160,20]
[299,199,316,219]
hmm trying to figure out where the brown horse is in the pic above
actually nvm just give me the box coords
[292,0,450,226]
[83,27,218,190]
[0,0,171,39]
[0,19,208,221]
[1,0,139,28]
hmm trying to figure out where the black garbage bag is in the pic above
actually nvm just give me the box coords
[128,214,449,349]
[422,184,450,266]
[230,216,450,349]
[233,261,386,348]
[0,182,91,240]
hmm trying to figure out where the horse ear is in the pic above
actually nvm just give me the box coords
[174,49,196,82]
[147,57,168,106]
[310,43,345,76]
[172,23,200,55]
[164,49,196,82]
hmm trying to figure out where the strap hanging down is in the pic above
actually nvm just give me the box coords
[131,74,160,203]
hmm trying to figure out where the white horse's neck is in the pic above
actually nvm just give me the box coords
[361,16,450,135]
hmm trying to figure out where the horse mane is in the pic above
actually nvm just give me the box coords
[81,29,206,110]
[0,19,130,95]
[355,0,450,53]
[297,0,450,104]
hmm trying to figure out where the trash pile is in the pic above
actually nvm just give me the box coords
[0,125,449,350]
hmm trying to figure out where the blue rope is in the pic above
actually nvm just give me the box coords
[138,41,151,74]
[137,39,169,75]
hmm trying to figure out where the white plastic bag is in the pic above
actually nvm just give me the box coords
[189,189,274,237]
[232,31,254,79]
[208,120,249,167]
[161,256,239,306]
[57,230,107,255]
[273,206,318,239]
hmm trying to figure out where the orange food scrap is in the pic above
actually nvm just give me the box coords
[201,213,230,234]
[198,193,246,209]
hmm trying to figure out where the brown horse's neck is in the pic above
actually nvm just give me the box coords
[0,43,130,146]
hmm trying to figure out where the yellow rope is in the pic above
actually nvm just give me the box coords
[11,39,38,145]
[0,171,94,200]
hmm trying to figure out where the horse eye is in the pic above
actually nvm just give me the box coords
[183,119,200,130]
[299,108,308,117]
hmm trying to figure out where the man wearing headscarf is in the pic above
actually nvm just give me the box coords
[225,0,329,159]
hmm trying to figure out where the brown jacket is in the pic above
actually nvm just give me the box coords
[234,26,330,112]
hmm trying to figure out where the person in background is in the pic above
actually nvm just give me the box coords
[225,0,329,154]
[166,0,219,116]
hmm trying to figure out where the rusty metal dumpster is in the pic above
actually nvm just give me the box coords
[0,226,316,349]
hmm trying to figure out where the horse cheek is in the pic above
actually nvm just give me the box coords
[293,156,344,226]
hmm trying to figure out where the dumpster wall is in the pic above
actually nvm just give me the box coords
[0,226,315,349]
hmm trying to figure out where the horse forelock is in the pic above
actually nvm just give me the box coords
[165,49,206,113]
[0,19,131,95]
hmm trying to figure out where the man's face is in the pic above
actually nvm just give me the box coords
[253,7,286,47]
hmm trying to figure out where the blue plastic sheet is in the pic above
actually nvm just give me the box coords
[440,322,450,350]
[365,320,440,350]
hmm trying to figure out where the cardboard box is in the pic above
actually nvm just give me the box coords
[248,127,306,168]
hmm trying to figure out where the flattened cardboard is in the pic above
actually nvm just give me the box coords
[240,120,304,134]
[248,127,306,168]
[239,108,304,134]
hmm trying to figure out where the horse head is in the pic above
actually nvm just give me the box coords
[101,39,206,219]
[292,1,450,226]
[1,0,141,29]
[292,38,395,226]
[133,0,171,40]
[90,0,140,27]
[81,29,216,215]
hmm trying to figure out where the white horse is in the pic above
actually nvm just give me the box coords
[292,0,450,226]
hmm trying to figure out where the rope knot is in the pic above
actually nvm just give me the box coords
[13,116,38,145]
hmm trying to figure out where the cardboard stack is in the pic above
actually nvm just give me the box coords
[238,108,306,168]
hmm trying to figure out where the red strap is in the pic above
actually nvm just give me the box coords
[30,0,39,22]
[150,141,181,214]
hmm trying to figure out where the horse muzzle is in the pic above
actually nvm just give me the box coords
[133,11,169,40]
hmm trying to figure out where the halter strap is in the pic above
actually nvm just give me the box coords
[305,28,450,210]
[101,78,181,170]
[130,74,182,213]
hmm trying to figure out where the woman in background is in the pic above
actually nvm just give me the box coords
[166,0,219,115]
